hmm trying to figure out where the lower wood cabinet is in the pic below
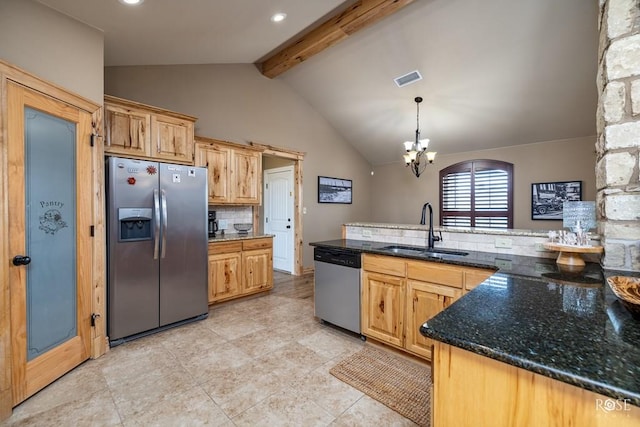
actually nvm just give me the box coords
[432,342,640,427]
[361,253,494,360]
[208,237,273,304]
[361,271,405,347]
[405,280,462,359]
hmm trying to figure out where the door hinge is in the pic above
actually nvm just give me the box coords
[91,313,100,327]
[90,133,101,147]
[265,183,268,189]
[90,225,95,236]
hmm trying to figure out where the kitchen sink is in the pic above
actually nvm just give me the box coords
[380,245,468,257]
[381,245,426,254]
[424,248,469,257]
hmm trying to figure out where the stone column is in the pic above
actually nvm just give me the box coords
[597,0,640,271]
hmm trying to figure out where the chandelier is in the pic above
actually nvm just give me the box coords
[403,96,436,178]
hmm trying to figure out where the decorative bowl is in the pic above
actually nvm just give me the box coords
[233,223,253,233]
[607,276,640,319]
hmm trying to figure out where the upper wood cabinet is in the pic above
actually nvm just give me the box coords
[195,136,262,205]
[104,95,196,165]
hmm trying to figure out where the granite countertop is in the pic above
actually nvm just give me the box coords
[310,238,640,405]
[208,232,273,243]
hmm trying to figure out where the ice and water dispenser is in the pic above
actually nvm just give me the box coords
[118,208,153,241]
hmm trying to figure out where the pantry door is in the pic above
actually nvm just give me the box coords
[7,81,92,405]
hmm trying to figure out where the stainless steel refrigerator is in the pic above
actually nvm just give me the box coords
[106,156,208,344]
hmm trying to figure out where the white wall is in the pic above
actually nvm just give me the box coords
[105,64,374,268]
[0,0,104,103]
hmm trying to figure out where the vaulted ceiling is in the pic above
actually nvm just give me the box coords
[37,0,598,165]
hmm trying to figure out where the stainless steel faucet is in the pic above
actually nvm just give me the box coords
[420,202,441,249]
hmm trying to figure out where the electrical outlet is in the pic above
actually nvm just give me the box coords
[218,219,228,229]
[535,243,547,252]
[495,259,513,270]
[362,229,372,237]
[495,237,512,249]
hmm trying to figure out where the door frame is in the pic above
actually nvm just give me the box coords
[249,142,305,276]
[0,60,105,420]
[263,165,295,273]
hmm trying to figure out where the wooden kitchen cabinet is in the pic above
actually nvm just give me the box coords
[208,241,242,303]
[361,253,492,360]
[196,143,231,204]
[104,101,150,157]
[231,149,261,204]
[405,280,462,359]
[104,95,196,164]
[195,136,262,205]
[361,270,405,347]
[463,268,494,293]
[432,342,640,427]
[208,237,273,304]
[242,249,272,293]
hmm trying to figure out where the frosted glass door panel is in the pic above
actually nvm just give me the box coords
[24,107,76,361]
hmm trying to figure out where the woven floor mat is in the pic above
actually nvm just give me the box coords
[330,345,431,426]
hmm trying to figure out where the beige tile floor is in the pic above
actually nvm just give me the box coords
[4,272,419,426]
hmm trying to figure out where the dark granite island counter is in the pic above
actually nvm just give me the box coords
[420,269,640,426]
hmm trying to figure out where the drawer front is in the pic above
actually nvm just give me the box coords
[362,254,406,277]
[242,237,272,250]
[208,241,242,254]
[406,260,463,288]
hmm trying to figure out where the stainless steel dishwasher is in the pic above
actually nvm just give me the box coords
[313,247,363,336]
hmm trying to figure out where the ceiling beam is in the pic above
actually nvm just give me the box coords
[258,0,416,79]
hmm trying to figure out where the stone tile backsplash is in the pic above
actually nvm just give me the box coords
[210,206,253,232]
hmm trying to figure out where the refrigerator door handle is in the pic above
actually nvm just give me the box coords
[161,189,168,259]
[153,189,160,260]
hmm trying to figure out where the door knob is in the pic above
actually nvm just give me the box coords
[12,255,31,266]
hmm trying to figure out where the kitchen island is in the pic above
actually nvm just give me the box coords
[310,238,640,426]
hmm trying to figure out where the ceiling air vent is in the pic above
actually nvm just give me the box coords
[394,70,422,88]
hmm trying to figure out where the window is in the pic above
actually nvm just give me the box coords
[440,160,513,229]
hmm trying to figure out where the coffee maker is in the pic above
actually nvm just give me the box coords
[208,210,219,237]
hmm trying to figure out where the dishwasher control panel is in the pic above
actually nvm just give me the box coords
[314,247,361,268]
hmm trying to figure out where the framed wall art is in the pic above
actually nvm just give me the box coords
[531,181,582,220]
[318,176,352,204]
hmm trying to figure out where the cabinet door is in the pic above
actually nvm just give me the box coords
[231,149,261,204]
[150,115,194,164]
[208,252,241,303]
[464,268,494,293]
[242,248,273,294]
[406,280,461,359]
[195,144,231,203]
[104,103,151,157]
[361,271,405,348]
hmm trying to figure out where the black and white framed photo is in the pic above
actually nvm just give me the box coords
[318,176,352,204]
[531,181,582,220]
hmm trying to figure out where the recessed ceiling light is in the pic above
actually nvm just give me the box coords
[270,12,287,23]
[119,0,144,5]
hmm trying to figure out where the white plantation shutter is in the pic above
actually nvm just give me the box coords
[440,160,513,229]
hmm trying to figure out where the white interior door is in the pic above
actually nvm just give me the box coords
[264,166,294,273]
